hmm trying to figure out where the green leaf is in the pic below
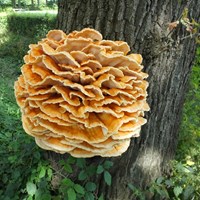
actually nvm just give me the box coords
[104,171,112,186]
[176,163,190,173]
[158,186,169,198]
[8,155,17,163]
[153,185,163,197]
[156,176,164,184]
[59,160,65,166]
[128,183,135,191]
[98,193,104,200]
[183,186,194,200]
[67,156,76,164]
[78,170,87,181]
[5,182,18,197]
[86,165,97,177]
[40,193,51,200]
[39,167,46,178]
[35,188,42,200]
[13,170,20,180]
[26,182,36,196]
[47,168,53,179]
[85,182,96,192]
[27,196,33,200]
[164,179,174,187]
[34,189,51,200]
[173,186,183,197]
[62,178,74,187]
[97,165,104,174]
[186,160,195,166]
[85,192,95,200]
[103,161,113,170]
[74,184,85,195]
[67,188,76,200]
[64,163,73,173]
[33,151,41,160]
[76,158,86,168]
[38,179,48,190]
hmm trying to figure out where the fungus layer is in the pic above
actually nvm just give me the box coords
[14,28,150,157]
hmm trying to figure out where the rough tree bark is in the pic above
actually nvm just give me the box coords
[52,0,200,199]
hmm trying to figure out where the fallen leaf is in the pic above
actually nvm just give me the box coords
[168,21,179,31]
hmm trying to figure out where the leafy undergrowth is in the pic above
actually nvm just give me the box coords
[0,13,108,200]
[0,12,200,200]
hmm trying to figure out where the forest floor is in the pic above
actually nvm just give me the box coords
[0,12,199,200]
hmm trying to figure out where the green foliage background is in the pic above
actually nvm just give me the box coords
[0,12,199,200]
[7,13,56,37]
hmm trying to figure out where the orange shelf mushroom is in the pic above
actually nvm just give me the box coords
[14,28,150,157]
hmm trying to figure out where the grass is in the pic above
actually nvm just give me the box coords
[0,12,8,17]
[0,14,49,200]
[0,11,199,200]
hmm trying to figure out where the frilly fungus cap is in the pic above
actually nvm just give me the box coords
[14,28,150,157]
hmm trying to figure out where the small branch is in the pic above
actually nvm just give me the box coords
[180,33,200,41]
[51,166,68,179]
[153,45,171,57]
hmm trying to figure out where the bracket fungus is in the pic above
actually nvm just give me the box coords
[14,28,150,158]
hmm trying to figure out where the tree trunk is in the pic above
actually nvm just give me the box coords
[31,0,34,8]
[54,0,200,199]
[12,0,16,8]
[17,0,21,8]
